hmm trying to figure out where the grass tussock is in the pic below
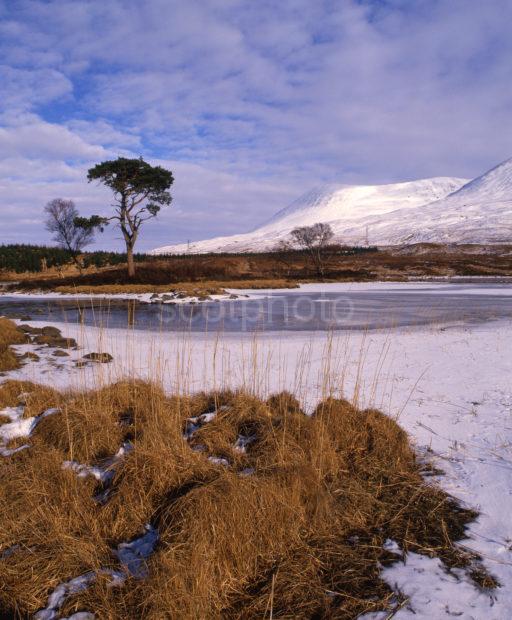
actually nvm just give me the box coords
[0,380,61,419]
[0,380,495,619]
[0,318,27,372]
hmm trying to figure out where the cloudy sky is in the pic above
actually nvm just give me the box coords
[1,0,511,251]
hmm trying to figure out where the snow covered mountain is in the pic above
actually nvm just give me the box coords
[351,157,512,246]
[151,158,512,254]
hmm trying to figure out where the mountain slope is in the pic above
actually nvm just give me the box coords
[358,157,512,245]
[259,177,466,232]
[151,158,512,254]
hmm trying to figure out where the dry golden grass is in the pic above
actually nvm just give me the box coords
[53,279,299,295]
[0,380,495,619]
[0,318,27,372]
[0,319,26,348]
[0,380,61,419]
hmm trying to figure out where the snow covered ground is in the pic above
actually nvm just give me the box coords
[2,284,512,618]
[231,280,512,297]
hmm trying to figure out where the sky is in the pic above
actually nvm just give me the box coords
[0,0,511,252]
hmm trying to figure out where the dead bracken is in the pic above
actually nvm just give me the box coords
[0,379,497,619]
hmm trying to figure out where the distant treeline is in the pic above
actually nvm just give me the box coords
[173,244,379,259]
[162,244,378,260]
[0,243,378,274]
[268,244,377,257]
[0,245,151,273]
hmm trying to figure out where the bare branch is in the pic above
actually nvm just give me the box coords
[44,199,95,265]
[290,223,334,278]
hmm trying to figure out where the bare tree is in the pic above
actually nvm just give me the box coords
[272,239,296,277]
[290,222,334,278]
[44,198,96,268]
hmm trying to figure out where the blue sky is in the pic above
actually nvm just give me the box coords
[0,0,511,251]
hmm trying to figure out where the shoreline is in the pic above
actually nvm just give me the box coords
[1,275,512,303]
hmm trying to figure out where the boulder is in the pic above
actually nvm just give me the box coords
[34,335,77,349]
[41,326,62,338]
[82,352,113,363]
[18,324,43,335]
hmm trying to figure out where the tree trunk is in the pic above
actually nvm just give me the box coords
[70,252,83,273]
[308,247,323,279]
[127,245,136,278]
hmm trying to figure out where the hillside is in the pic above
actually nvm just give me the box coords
[152,158,512,254]
[352,157,512,245]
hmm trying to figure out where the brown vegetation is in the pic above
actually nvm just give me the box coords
[52,279,298,296]
[0,380,495,618]
[0,319,27,372]
[4,243,512,294]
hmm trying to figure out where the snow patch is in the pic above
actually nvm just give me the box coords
[115,525,159,579]
[0,404,59,457]
[183,407,227,439]
[234,434,256,453]
[35,526,158,619]
[63,442,133,484]
[34,572,97,620]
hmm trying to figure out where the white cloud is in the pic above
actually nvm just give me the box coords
[0,65,72,110]
[0,117,107,160]
[0,0,511,250]
[0,121,295,250]
[65,119,141,150]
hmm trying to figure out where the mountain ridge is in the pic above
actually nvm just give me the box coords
[151,158,512,254]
